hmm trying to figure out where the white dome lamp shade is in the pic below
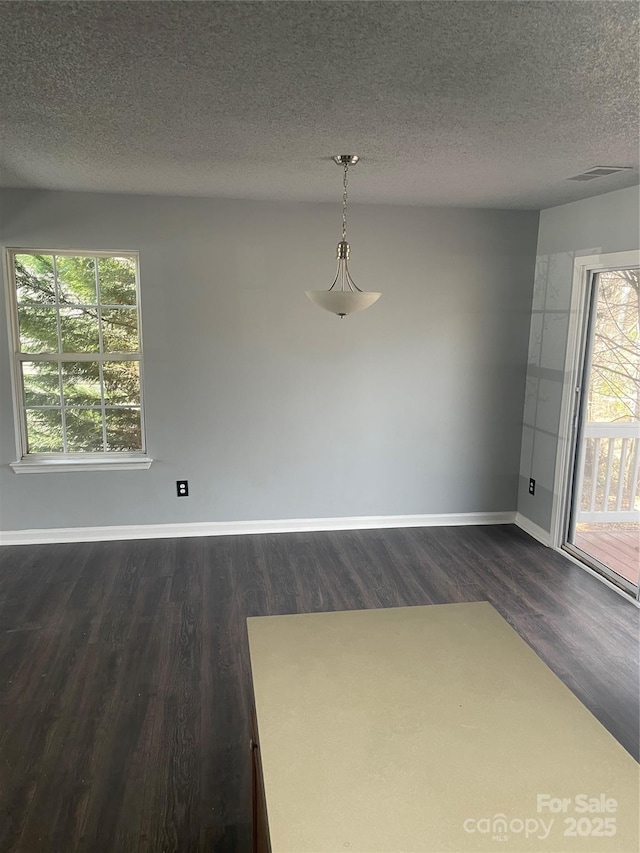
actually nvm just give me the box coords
[306,155,381,319]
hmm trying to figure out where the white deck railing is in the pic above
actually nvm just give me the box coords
[577,422,640,523]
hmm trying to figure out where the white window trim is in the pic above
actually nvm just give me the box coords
[4,247,153,473]
[10,453,153,474]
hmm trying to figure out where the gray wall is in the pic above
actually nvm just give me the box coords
[0,189,538,531]
[517,185,640,533]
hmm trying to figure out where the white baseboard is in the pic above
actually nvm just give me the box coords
[0,511,516,546]
[514,512,553,547]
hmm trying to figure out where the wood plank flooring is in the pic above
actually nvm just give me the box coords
[0,524,638,852]
[574,525,640,585]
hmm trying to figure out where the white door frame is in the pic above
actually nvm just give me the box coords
[550,249,640,552]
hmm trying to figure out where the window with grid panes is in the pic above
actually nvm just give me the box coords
[7,251,146,460]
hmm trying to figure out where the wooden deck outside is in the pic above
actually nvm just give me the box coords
[574,525,640,586]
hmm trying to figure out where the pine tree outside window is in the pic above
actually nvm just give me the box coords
[5,250,152,472]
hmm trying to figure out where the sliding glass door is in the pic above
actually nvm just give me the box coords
[565,267,640,598]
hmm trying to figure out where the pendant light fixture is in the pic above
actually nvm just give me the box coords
[306,155,381,318]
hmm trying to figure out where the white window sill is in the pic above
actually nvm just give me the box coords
[10,455,153,474]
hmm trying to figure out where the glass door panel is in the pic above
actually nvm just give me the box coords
[565,268,640,597]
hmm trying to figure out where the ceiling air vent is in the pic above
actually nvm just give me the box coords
[567,166,634,182]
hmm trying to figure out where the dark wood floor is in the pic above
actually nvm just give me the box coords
[0,524,638,852]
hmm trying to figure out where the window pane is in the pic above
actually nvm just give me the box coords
[98,256,137,305]
[13,251,144,458]
[14,254,56,304]
[18,306,59,353]
[62,361,102,406]
[22,362,61,406]
[26,408,63,452]
[103,361,140,405]
[56,256,97,304]
[64,408,104,451]
[101,308,139,352]
[59,307,100,352]
[105,408,141,451]
[587,270,639,423]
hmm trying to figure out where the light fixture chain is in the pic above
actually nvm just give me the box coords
[342,162,348,240]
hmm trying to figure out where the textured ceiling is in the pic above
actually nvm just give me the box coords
[1,1,638,209]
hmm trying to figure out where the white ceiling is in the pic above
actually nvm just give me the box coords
[1,1,638,209]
